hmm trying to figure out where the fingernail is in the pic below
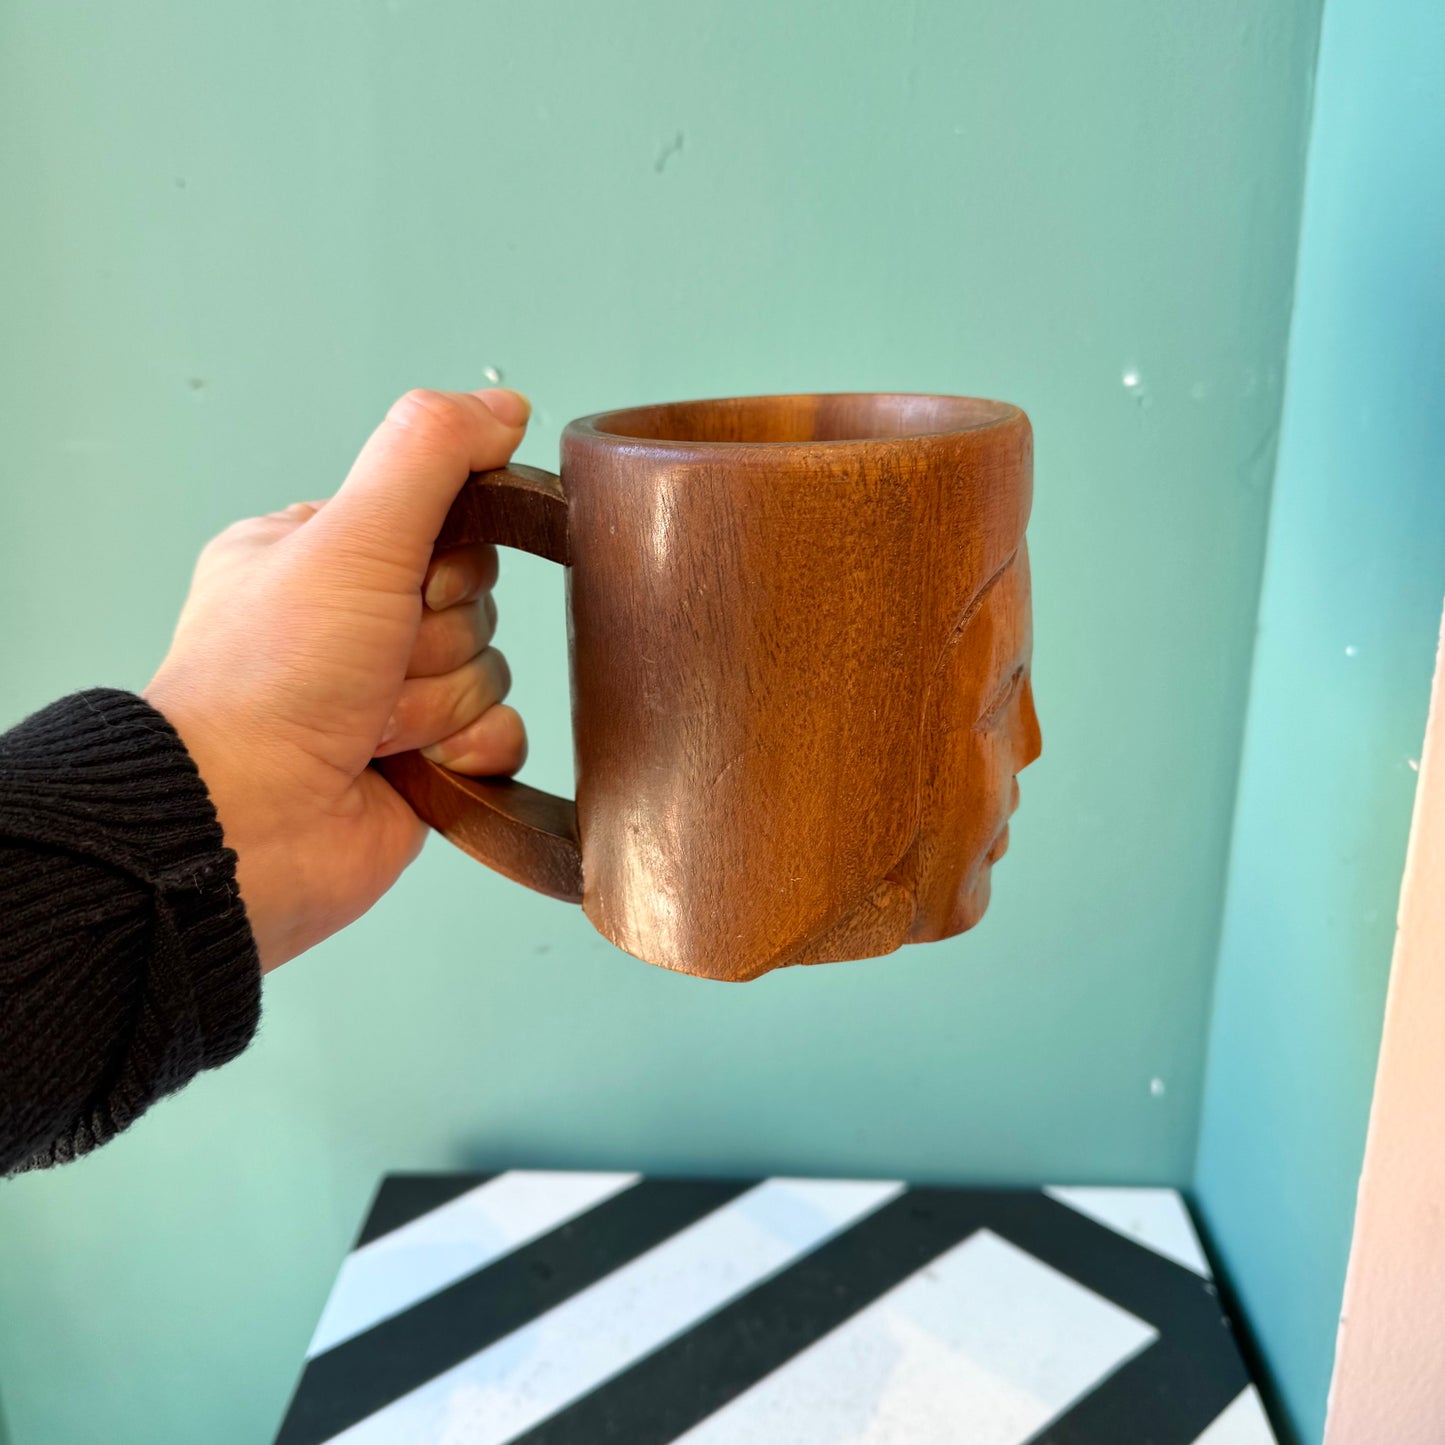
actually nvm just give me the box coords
[420,740,451,766]
[380,714,400,746]
[425,564,461,611]
[475,388,530,427]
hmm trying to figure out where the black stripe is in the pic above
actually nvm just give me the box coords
[273,1177,752,1445]
[353,1173,495,1248]
[985,1193,1242,1341]
[508,1189,1254,1445]
[989,1193,1249,1443]
[502,1186,993,1445]
[1025,1344,1248,1445]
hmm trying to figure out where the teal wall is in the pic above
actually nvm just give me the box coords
[0,3,1323,1443]
[1193,1,1445,1441]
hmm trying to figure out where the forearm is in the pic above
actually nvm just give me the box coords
[0,387,527,1170]
[0,690,260,1174]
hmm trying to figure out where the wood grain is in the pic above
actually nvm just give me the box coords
[383,393,1039,982]
[434,463,569,563]
[377,752,582,903]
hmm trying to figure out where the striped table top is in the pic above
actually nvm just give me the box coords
[274,1172,1275,1445]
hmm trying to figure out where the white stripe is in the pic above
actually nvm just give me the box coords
[1191,1387,1278,1444]
[1045,1186,1212,1277]
[328,1176,905,1445]
[307,1170,640,1356]
[672,1229,1158,1445]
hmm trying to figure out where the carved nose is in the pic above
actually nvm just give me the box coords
[1018,679,1042,770]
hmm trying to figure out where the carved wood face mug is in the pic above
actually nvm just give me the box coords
[378,393,1040,982]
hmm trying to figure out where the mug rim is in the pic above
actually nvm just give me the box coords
[565,391,1025,451]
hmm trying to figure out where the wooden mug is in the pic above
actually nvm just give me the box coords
[378,393,1039,982]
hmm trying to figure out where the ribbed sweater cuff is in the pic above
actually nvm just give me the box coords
[1,688,261,1072]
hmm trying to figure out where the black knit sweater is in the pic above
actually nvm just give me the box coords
[0,689,260,1175]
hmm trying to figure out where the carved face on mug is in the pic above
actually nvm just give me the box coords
[894,541,1042,941]
[782,537,1042,971]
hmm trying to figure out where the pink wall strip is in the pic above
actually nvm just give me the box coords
[1325,601,1445,1444]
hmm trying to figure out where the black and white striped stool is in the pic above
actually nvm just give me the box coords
[275,1172,1275,1445]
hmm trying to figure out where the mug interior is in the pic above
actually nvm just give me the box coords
[585,393,1018,446]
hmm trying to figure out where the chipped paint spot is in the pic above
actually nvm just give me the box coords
[654,131,684,174]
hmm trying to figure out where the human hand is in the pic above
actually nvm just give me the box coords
[143,387,532,972]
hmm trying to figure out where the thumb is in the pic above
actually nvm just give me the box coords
[313,387,530,583]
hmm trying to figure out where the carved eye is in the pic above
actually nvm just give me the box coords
[974,665,1025,732]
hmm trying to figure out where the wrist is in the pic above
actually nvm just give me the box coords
[142,675,308,972]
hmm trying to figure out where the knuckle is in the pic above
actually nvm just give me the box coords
[217,516,258,543]
[199,517,257,559]
[387,388,474,451]
[196,532,229,564]
[485,647,512,700]
[410,604,482,679]
[441,606,481,668]
[459,649,507,719]
[466,600,490,651]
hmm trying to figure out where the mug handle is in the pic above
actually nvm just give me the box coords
[374,464,583,904]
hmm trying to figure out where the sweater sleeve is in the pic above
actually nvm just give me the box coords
[0,688,260,1174]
